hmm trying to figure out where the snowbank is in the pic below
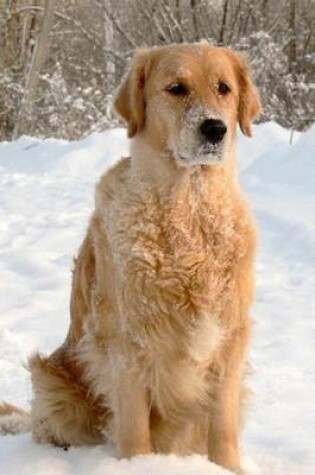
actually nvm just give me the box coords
[0,122,314,475]
[244,122,315,188]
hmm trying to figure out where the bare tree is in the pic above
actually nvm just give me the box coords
[289,0,297,72]
[0,0,22,138]
[219,0,229,44]
[0,0,313,140]
[14,0,55,137]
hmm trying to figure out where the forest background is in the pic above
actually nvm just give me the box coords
[0,0,314,141]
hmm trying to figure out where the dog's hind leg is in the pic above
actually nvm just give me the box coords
[29,353,108,447]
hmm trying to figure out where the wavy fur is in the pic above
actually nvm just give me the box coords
[6,43,260,474]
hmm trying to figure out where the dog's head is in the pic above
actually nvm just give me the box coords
[114,43,261,167]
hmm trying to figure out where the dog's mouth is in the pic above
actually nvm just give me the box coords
[178,144,225,166]
[200,142,220,155]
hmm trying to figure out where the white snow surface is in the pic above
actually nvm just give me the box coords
[0,123,314,474]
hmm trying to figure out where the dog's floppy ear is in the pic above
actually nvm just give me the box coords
[114,49,150,138]
[234,53,261,137]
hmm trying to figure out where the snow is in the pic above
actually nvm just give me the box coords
[0,122,314,474]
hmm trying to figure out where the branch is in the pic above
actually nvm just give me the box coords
[160,0,185,42]
[94,0,139,49]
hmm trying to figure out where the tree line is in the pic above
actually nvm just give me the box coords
[0,0,314,140]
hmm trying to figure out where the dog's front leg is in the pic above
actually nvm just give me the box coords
[116,368,151,458]
[207,325,250,474]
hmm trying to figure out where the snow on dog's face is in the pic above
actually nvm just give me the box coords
[114,43,260,167]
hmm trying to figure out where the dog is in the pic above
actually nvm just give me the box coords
[0,43,260,473]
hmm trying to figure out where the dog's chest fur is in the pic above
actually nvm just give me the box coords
[97,165,249,357]
[89,161,253,416]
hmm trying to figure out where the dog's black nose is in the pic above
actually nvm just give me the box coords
[199,119,227,144]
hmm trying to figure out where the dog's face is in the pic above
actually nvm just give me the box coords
[114,44,261,167]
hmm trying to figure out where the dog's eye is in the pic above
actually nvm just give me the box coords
[218,82,230,95]
[166,83,188,96]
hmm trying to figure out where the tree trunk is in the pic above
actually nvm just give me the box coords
[289,0,297,72]
[3,0,20,68]
[190,0,199,41]
[14,0,55,138]
[1,0,21,139]
[175,0,182,26]
[219,0,228,45]
[103,9,115,93]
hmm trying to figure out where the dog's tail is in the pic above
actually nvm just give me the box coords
[0,401,31,435]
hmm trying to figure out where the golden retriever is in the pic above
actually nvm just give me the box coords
[0,43,260,474]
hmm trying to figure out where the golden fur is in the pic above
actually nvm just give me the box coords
[1,43,260,473]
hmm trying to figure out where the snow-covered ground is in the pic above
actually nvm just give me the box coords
[0,122,314,475]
